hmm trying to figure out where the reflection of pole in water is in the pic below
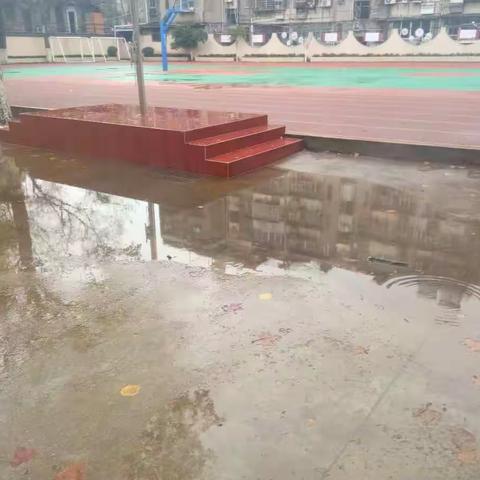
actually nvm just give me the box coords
[146,202,157,260]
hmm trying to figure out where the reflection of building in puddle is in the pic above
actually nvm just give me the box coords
[159,170,480,286]
[159,170,480,319]
[125,389,222,480]
[419,281,464,325]
[387,275,480,326]
[4,149,480,316]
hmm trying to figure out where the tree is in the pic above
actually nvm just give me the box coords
[0,6,10,125]
[171,23,207,57]
[229,25,248,41]
[0,72,11,125]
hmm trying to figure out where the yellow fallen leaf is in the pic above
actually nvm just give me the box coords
[259,293,272,300]
[120,384,141,397]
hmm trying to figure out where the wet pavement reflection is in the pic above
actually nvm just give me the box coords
[3,143,480,305]
[1,143,480,479]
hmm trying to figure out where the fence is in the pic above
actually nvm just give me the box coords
[2,28,480,64]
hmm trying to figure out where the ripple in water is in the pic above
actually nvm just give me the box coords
[383,275,480,326]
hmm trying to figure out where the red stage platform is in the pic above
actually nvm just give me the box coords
[2,104,303,177]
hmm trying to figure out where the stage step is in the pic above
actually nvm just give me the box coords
[2,105,304,177]
[0,119,20,141]
[188,124,286,158]
[0,125,9,141]
[205,137,303,177]
[185,114,268,142]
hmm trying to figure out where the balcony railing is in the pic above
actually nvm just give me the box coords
[254,0,287,12]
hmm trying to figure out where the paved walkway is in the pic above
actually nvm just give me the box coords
[5,62,480,150]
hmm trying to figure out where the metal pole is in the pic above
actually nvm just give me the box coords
[147,203,158,260]
[144,0,149,23]
[161,21,168,72]
[129,0,147,116]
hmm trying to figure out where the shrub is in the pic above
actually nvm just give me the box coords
[107,45,118,57]
[171,24,208,51]
[229,25,248,41]
[142,46,155,57]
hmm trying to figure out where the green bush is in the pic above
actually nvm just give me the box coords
[171,24,208,51]
[229,25,248,41]
[142,46,155,57]
[107,45,118,57]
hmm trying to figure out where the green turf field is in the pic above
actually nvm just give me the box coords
[4,62,480,91]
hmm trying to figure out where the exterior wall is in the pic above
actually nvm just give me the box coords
[306,27,480,56]
[4,28,480,63]
[249,0,356,25]
[388,3,424,18]
[86,11,105,34]
[195,34,238,57]
[243,0,480,37]
[236,33,306,59]
[140,33,189,56]
[156,0,224,24]
[6,35,46,61]
[3,0,105,35]
[463,2,480,14]
[202,0,226,23]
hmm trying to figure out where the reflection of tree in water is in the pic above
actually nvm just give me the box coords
[29,178,142,263]
[126,389,223,480]
[0,153,148,381]
[1,155,144,269]
[0,157,33,270]
[31,178,103,246]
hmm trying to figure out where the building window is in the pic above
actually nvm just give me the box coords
[354,0,370,19]
[444,16,480,37]
[4,3,14,23]
[149,0,158,18]
[66,7,78,34]
[180,0,195,11]
[226,7,237,25]
[255,0,286,11]
[22,8,33,32]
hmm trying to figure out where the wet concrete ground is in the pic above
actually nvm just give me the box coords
[1,143,480,479]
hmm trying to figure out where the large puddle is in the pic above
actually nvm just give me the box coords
[2,143,480,479]
[2,143,480,320]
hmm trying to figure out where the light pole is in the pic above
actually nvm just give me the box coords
[129,0,147,116]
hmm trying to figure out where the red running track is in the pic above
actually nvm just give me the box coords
[5,65,480,150]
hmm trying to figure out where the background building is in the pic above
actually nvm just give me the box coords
[2,0,108,35]
[236,0,480,39]
[3,1,478,40]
